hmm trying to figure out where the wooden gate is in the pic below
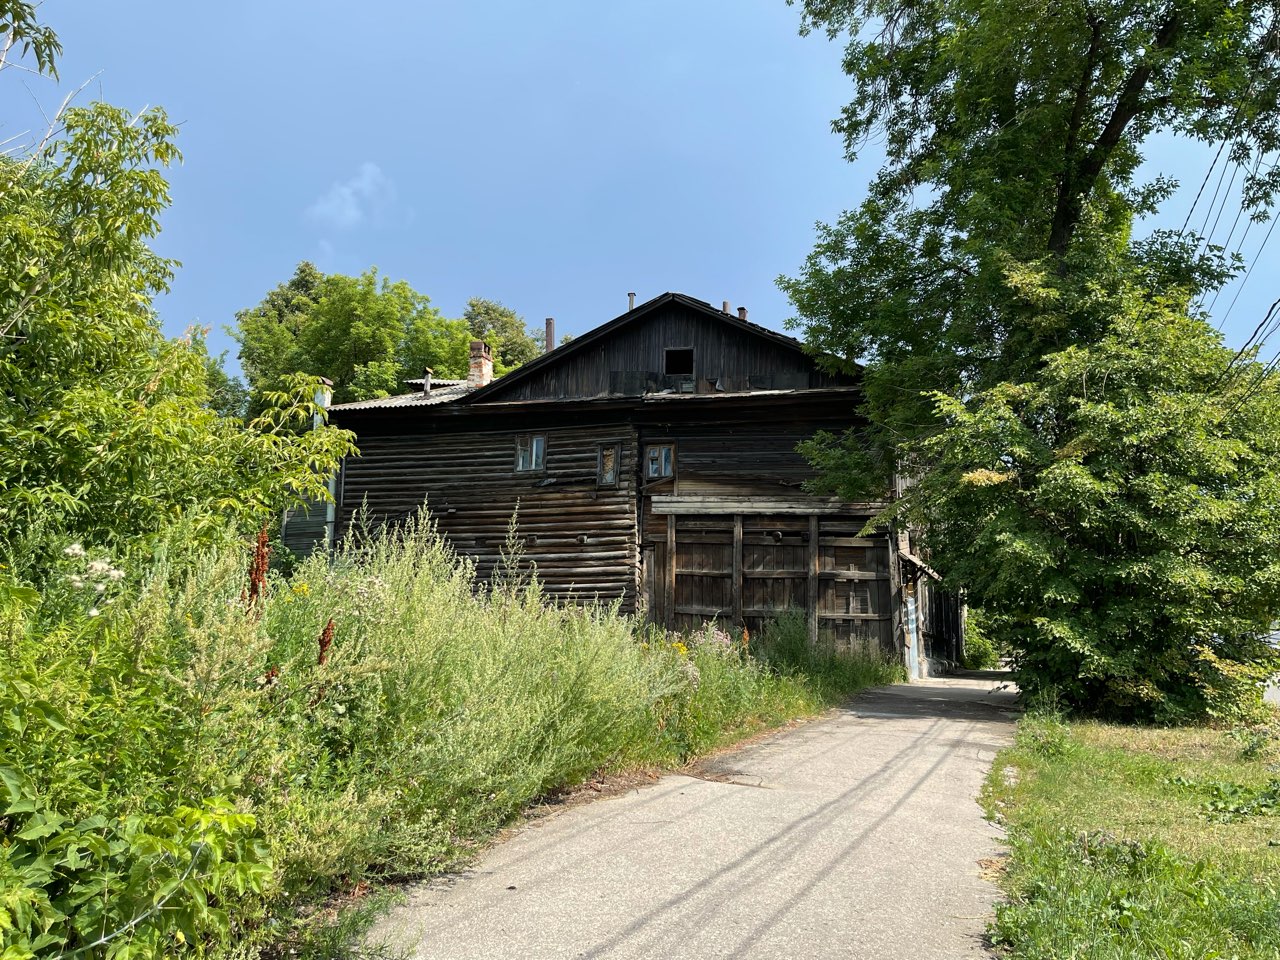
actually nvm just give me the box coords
[647,504,895,655]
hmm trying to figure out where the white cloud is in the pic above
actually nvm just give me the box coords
[306,162,394,229]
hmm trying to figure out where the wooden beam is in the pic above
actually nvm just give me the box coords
[732,514,743,623]
[808,514,819,645]
[887,523,905,666]
[666,514,676,629]
[651,495,888,516]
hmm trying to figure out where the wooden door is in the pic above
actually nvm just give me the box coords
[646,511,894,656]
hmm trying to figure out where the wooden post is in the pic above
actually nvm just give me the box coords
[808,514,820,646]
[887,522,905,665]
[666,513,677,629]
[732,514,743,623]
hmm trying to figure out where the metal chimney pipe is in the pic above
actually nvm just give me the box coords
[722,300,731,315]
[422,367,432,395]
[738,306,748,321]
[545,317,555,353]
[628,292,636,311]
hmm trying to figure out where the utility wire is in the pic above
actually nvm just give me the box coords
[1217,211,1280,330]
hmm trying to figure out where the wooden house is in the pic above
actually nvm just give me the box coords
[325,292,960,673]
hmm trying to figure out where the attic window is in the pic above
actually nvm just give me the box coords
[664,348,694,377]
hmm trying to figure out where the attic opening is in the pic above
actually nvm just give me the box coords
[664,347,694,377]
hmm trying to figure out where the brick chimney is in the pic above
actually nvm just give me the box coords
[468,340,493,388]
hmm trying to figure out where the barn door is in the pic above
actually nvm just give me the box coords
[651,512,893,656]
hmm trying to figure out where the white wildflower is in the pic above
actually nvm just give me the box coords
[68,575,85,589]
[87,560,111,576]
[88,608,100,617]
[94,583,106,594]
[63,544,86,559]
[107,568,125,581]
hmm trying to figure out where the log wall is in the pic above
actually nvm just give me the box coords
[337,423,641,609]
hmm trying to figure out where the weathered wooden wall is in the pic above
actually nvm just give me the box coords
[642,507,893,654]
[476,302,854,402]
[281,494,329,558]
[337,423,640,609]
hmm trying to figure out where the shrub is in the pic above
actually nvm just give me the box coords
[961,607,1000,670]
[1,514,901,957]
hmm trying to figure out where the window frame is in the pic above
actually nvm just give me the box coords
[597,442,621,488]
[663,346,695,378]
[514,433,547,473]
[644,442,676,482]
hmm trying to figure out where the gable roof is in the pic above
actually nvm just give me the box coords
[458,291,825,405]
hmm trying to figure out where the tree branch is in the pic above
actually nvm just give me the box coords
[1048,9,1182,260]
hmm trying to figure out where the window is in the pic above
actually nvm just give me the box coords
[597,443,620,487]
[515,434,545,472]
[645,443,674,480]
[664,348,694,377]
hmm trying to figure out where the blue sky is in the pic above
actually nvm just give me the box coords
[5,2,1274,375]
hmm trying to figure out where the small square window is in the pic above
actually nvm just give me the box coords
[516,434,546,472]
[645,443,674,480]
[664,348,694,377]
[597,443,620,487]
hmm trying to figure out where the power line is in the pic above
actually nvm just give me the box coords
[1215,210,1277,329]
[1179,137,1231,237]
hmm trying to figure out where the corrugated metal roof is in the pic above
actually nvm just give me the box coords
[404,377,466,388]
[329,381,475,411]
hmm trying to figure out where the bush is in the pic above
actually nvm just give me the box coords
[962,607,1001,670]
[1,515,900,958]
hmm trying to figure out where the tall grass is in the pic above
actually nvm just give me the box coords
[1,514,900,958]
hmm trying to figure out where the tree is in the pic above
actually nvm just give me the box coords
[233,261,324,415]
[783,0,1280,718]
[190,328,249,419]
[233,266,473,408]
[0,9,354,559]
[908,289,1280,720]
[463,297,542,372]
[783,0,1280,492]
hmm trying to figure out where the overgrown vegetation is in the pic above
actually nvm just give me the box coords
[1,517,900,958]
[984,711,1280,958]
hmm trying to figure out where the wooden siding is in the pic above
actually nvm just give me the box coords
[281,494,329,558]
[337,424,640,610]
[475,302,853,402]
[641,419,851,497]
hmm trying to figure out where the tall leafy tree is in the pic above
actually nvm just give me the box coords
[783,0,1280,490]
[233,266,475,408]
[0,8,354,557]
[463,297,543,372]
[784,0,1280,717]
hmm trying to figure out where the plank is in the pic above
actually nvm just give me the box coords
[650,495,888,516]
[808,514,820,645]
[666,514,676,629]
[732,514,743,623]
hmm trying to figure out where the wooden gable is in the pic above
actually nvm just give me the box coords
[461,292,856,405]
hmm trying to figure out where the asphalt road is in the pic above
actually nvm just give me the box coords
[372,676,1018,960]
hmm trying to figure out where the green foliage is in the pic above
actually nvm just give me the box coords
[463,297,542,373]
[962,608,1001,670]
[784,0,1280,487]
[2,515,897,957]
[0,28,354,558]
[233,264,472,411]
[991,830,1280,959]
[901,295,1280,720]
[987,717,1280,958]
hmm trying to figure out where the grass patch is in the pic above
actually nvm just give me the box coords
[984,713,1280,958]
[1,514,900,958]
